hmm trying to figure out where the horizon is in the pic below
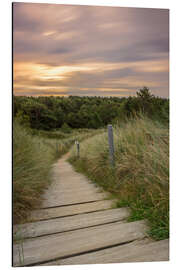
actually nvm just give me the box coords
[13,3,169,98]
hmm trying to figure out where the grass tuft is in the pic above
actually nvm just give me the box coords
[13,122,102,224]
[69,115,169,240]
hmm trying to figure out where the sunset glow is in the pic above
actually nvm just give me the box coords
[13,3,169,97]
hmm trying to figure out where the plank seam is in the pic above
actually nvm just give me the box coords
[17,219,129,240]
[38,199,109,209]
[18,239,139,267]
[29,208,114,223]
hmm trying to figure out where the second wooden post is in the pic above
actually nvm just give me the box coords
[107,124,115,167]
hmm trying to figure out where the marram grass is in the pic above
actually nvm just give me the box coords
[69,116,169,240]
[13,122,57,224]
[13,122,102,224]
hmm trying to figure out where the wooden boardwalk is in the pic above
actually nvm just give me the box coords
[13,154,169,266]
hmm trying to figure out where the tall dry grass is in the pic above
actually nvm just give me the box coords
[69,116,169,240]
[13,122,102,224]
[13,122,59,224]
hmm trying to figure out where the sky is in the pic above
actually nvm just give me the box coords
[13,3,169,98]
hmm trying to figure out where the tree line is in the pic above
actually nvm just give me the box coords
[13,87,169,131]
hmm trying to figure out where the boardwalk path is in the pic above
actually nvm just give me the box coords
[13,153,169,266]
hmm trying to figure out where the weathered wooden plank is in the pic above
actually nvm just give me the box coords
[13,220,147,266]
[44,239,169,265]
[30,200,115,221]
[14,208,130,239]
[41,190,106,208]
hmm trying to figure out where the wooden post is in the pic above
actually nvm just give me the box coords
[107,124,115,167]
[75,141,80,158]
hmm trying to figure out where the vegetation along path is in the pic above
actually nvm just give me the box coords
[13,152,169,266]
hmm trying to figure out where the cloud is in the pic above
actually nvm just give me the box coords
[49,47,74,55]
[13,3,169,97]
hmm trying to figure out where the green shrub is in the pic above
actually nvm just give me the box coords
[61,123,72,133]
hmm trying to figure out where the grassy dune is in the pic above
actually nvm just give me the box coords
[69,116,169,240]
[13,122,102,224]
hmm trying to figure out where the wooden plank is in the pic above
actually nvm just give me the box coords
[13,220,147,266]
[45,239,169,265]
[14,208,130,239]
[41,190,106,208]
[30,200,115,221]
